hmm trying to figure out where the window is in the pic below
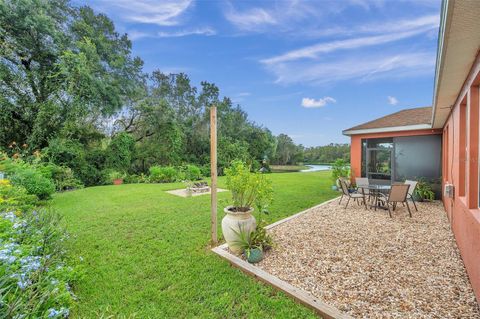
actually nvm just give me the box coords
[362,137,393,182]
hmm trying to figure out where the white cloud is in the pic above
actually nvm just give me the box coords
[262,28,435,65]
[301,97,336,108]
[127,30,151,40]
[299,14,439,39]
[223,0,322,32]
[267,52,435,85]
[224,6,277,31]
[231,92,252,103]
[259,12,438,86]
[127,27,215,40]
[157,27,216,37]
[387,96,399,105]
[101,0,193,26]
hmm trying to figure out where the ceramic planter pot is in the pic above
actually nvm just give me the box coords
[222,206,256,254]
[113,179,123,185]
[246,248,263,263]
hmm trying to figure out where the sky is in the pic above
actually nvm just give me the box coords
[73,0,442,147]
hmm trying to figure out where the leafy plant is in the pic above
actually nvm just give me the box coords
[230,225,260,259]
[0,180,38,212]
[182,164,203,181]
[149,166,179,183]
[331,159,350,184]
[251,221,274,251]
[415,179,435,201]
[224,161,273,212]
[230,222,272,262]
[107,170,125,184]
[10,169,56,200]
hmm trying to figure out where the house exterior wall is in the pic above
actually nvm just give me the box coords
[349,129,442,181]
[441,59,480,303]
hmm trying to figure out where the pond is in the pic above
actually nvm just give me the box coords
[301,164,332,172]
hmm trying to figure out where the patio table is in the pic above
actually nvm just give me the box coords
[358,184,391,210]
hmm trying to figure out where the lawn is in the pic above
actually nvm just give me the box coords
[270,164,310,173]
[50,171,337,318]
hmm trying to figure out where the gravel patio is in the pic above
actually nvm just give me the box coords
[257,199,480,318]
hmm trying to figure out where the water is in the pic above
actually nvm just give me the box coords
[301,164,332,172]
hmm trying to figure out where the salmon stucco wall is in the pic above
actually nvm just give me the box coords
[442,82,480,303]
[349,129,442,182]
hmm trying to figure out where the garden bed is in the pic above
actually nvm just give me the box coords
[255,200,480,318]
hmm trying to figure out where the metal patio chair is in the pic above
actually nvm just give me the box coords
[404,180,419,211]
[339,178,367,209]
[355,177,371,201]
[379,184,412,218]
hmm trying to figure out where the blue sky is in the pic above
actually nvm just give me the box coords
[74,0,441,147]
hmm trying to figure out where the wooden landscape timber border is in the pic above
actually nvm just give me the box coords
[212,196,354,319]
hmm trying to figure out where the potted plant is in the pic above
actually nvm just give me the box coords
[231,221,274,263]
[222,161,273,254]
[414,178,435,201]
[109,171,125,185]
[331,159,350,190]
[231,225,264,263]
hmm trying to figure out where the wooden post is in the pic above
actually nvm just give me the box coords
[210,106,218,244]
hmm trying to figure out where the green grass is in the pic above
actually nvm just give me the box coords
[50,171,338,318]
[270,164,310,173]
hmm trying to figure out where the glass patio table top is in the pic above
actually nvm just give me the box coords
[358,184,391,191]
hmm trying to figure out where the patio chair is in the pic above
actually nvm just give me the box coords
[379,184,412,218]
[339,179,367,209]
[355,177,371,201]
[404,180,418,211]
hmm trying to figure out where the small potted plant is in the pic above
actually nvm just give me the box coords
[222,161,273,254]
[109,171,125,185]
[414,178,435,201]
[231,226,263,263]
[231,221,274,263]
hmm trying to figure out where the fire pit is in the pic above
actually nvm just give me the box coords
[186,181,210,194]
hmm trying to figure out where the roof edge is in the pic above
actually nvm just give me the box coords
[343,106,432,133]
[431,0,454,128]
[343,124,432,136]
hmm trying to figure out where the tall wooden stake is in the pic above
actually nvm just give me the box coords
[210,106,218,244]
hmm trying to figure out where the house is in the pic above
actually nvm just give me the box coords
[343,0,480,303]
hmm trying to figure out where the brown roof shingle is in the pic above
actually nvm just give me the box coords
[343,106,432,134]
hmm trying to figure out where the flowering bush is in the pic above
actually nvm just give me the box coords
[0,179,38,212]
[0,153,56,200]
[0,209,80,318]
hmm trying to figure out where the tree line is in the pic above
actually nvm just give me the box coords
[0,0,349,186]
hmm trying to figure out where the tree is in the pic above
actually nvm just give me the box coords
[0,0,144,149]
[274,134,297,165]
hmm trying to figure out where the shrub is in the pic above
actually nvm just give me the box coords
[331,159,350,184]
[0,210,79,318]
[182,164,203,181]
[415,178,435,200]
[10,168,56,200]
[149,166,178,183]
[105,170,125,184]
[0,180,37,212]
[124,173,149,184]
[200,164,211,177]
[43,138,86,175]
[52,166,84,191]
[224,161,273,212]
